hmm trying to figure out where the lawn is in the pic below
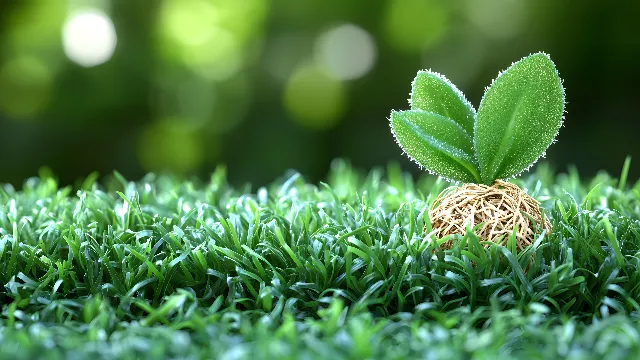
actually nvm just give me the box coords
[1,159,639,359]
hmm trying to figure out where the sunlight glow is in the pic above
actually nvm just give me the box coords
[465,0,528,39]
[62,9,117,67]
[284,65,347,130]
[314,24,377,81]
[383,0,449,52]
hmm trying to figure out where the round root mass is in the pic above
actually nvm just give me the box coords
[429,180,552,251]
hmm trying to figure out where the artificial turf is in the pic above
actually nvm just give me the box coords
[0,159,639,359]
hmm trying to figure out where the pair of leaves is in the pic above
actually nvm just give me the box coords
[390,52,565,184]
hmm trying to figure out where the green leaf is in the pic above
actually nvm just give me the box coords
[475,52,565,184]
[390,109,481,182]
[410,70,476,136]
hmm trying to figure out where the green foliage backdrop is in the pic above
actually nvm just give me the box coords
[0,0,638,185]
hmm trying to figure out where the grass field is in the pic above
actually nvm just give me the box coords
[1,159,639,359]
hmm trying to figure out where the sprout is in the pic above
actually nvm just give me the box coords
[390,52,565,185]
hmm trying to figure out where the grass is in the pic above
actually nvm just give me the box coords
[0,158,639,359]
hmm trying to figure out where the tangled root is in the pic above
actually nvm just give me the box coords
[428,180,552,251]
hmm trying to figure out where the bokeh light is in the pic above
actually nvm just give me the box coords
[158,0,241,80]
[283,65,347,131]
[0,0,637,186]
[157,0,267,81]
[62,9,118,67]
[464,0,528,39]
[153,73,252,134]
[383,0,450,52]
[137,119,209,174]
[214,0,269,46]
[314,24,377,81]
[0,56,52,119]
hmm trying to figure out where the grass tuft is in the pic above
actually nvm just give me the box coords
[1,159,640,359]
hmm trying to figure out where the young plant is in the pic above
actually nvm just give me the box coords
[390,52,565,185]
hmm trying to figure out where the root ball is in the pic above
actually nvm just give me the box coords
[429,180,552,250]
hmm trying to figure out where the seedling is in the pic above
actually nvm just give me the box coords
[390,52,564,185]
[390,52,565,248]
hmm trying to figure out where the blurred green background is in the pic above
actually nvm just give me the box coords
[0,0,638,187]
